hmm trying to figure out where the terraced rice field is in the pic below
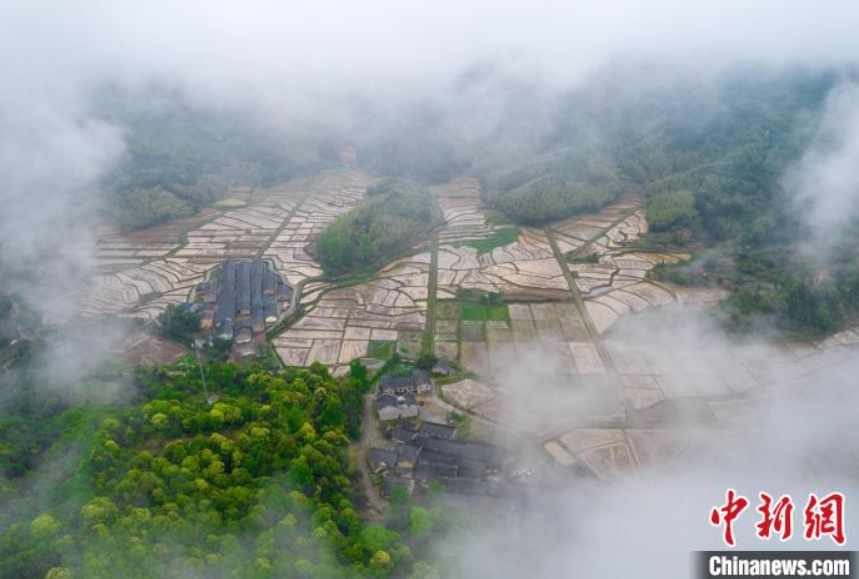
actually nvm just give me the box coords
[76,168,859,481]
[272,254,431,375]
[93,210,219,271]
[82,173,721,381]
[431,177,496,245]
[432,179,569,299]
[80,259,213,320]
[175,202,294,260]
[553,196,691,335]
[261,172,371,288]
[443,308,859,480]
[80,170,372,321]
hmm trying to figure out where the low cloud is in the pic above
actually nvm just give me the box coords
[444,307,859,578]
[784,82,859,260]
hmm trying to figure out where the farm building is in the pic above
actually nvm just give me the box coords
[377,393,419,421]
[392,423,418,444]
[199,310,214,330]
[420,421,456,440]
[392,420,455,442]
[197,281,216,303]
[379,369,431,396]
[396,444,420,475]
[234,318,253,344]
[432,358,457,376]
[367,448,398,473]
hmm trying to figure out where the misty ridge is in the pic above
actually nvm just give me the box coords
[2,1,859,579]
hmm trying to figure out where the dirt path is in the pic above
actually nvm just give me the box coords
[255,192,309,258]
[355,394,386,513]
[545,231,616,373]
[422,235,439,356]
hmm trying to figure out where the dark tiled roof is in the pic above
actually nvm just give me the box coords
[263,300,277,320]
[380,369,431,393]
[236,261,251,314]
[398,444,420,464]
[262,271,277,296]
[215,260,236,325]
[416,436,501,467]
[368,448,398,468]
[378,393,400,409]
[436,477,494,495]
[392,424,417,444]
[414,454,459,479]
[418,450,486,472]
[378,393,416,410]
[420,421,455,440]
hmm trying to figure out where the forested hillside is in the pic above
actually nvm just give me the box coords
[0,358,450,579]
[93,67,859,332]
[616,69,859,332]
[96,89,336,232]
[468,67,859,332]
[481,153,626,224]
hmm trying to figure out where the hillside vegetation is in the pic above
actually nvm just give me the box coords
[317,178,442,276]
[646,190,697,232]
[0,358,450,579]
[97,89,335,232]
[481,154,626,225]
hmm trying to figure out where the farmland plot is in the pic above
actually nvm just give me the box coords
[430,177,495,245]
[81,170,372,321]
[80,259,214,320]
[436,231,569,298]
[272,255,430,373]
[93,210,219,271]
[431,178,569,298]
[262,171,371,287]
[558,207,689,335]
[175,203,292,260]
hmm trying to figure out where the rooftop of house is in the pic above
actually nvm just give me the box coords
[416,436,502,467]
[417,449,487,472]
[420,421,456,440]
[432,358,456,373]
[392,424,418,444]
[212,258,293,332]
[379,369,431,393]
[397,444,420,465]
[378,392,417,410]
[367,448,398,468]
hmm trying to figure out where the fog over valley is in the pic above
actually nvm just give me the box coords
[2,2,859,578]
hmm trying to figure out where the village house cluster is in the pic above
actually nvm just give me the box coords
[368,419,504,497]
[376,369,431,421]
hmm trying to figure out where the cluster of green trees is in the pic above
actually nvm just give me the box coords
[156,304,201,346]
[645,190,697,232]
[656,250,859,333]
[0,356,454,579]
[316,179,442,276]
[481,154,626,225]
